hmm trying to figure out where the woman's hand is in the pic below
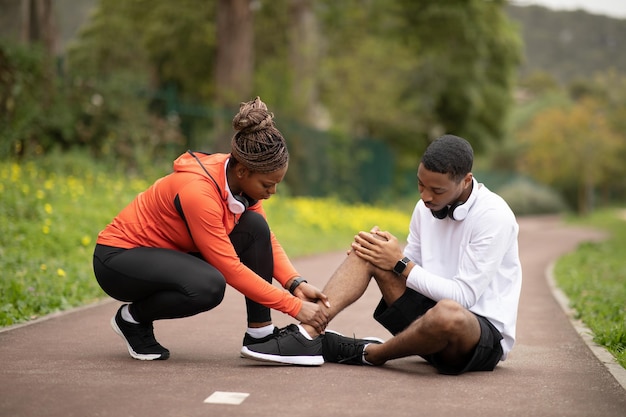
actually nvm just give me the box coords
[293,283,331,308]
[295,300,329,334]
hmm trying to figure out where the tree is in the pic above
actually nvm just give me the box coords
[212,0,255,152]
[518,98,624,214]
[394,0,522,152]
[287,0,323,126]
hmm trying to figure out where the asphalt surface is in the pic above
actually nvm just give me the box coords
[1,215,625,417]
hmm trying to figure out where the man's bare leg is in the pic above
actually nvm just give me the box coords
[299,251,370,337]
[363,299,482,367]
[301,250,407,338]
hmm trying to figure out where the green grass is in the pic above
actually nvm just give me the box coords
[0,151,153,325]
[556,209,626,369]
[0,152,410,326]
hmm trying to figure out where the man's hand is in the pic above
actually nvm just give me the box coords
[351,227,404,271]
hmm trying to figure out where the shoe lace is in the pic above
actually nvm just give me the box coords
[336,335,363,364]
[275,324,299,339]
[133,323,160,348]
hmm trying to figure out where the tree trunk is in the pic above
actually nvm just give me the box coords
[21,0,57,55]
[288,0,323,127]
[214,0,254,152]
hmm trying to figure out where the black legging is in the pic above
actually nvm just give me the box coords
[93,211,274,324]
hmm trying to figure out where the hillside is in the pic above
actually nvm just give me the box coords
[505,4,626,83]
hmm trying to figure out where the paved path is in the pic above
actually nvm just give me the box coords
[1,216,625,417]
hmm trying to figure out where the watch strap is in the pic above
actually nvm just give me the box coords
[288,277,308,294]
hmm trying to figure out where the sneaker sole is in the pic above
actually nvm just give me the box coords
[325,329,385,344]
[110,316,168,361]
[240,346,324,366]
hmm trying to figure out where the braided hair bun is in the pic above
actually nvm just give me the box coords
[231,97,289,173]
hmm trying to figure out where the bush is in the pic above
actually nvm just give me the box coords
[0,39,185,179]
[0,41,67,158]
[0,151,152,326]
[497,179,569,215]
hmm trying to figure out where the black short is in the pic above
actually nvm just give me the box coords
[373,288,503,375]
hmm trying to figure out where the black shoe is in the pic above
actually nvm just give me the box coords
[322,330,384,365]
[111,305,170,361]
[242,326,282,347]
[240,324,323,366]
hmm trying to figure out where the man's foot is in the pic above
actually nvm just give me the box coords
[240,324,323,366]
[322,330,384,365]
[111,305,170,361]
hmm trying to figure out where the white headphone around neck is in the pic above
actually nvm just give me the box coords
[430,178,479,221]
[187,150,255,215]
[226,190,249,214]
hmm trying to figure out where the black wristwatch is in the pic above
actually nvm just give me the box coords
[288,277,308,294]
[393,257,410,275]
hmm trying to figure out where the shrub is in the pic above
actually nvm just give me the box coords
[497,179,569,216]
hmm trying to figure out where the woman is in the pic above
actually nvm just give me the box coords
[93,97,329,361]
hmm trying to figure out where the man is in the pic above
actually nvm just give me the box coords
[241,134,522,375]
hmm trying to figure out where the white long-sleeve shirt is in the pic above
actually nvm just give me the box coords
[404,178,522,360]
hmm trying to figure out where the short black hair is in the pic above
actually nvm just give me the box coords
[421,134,473,183]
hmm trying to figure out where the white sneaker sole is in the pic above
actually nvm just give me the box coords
[325,329,385,344]
[110,316,163,361]
[240,346,324,366]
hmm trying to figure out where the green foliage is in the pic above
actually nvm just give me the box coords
[0,152,410,326]
[393,0,522,151]
[315,0,423,145]
[67,0,216,100]
[0,151,153,326]
[0,41,80,158]
[556,210,626,368]
[65,0,521,160]
[518,97,625,214]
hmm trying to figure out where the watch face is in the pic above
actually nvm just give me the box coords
[394,260,406,274]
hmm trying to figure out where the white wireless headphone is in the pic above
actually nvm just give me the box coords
[187,150,255,215]
[225,190,249,214]
[431,178,479,221]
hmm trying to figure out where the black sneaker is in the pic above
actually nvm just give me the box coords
[240,324,323,366]
[242,326,282,347]
[111,305,170,361]
[322,330,384,365]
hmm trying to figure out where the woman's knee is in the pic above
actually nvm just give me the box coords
[239,211,270,235]
[190,275,227,311]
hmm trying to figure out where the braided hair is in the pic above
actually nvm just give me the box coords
[230,97,289,173]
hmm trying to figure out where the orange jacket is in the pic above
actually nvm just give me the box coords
[97,152,302,317]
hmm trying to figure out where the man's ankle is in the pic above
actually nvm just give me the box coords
[300,324,319,339]
[363,344,385,366]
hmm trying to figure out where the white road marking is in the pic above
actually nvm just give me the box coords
[204,391,250,405]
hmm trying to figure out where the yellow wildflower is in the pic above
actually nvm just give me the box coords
[81,235,92,247]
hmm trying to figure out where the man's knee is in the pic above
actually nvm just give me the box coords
[423,299,468,334]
